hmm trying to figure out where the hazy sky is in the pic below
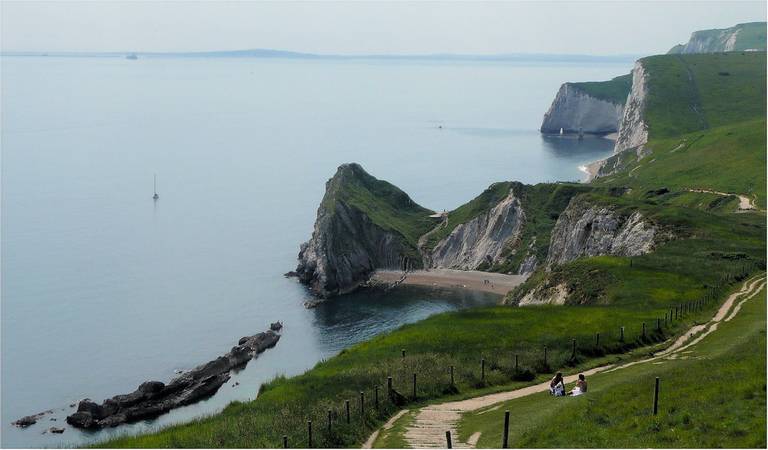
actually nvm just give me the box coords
[1,1,765,55]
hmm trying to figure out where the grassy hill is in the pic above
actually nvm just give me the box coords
[459,282,766,448]
[324,163,435,250]
[669,22,767,54]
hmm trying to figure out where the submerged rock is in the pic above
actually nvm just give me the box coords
[65,327,280,429]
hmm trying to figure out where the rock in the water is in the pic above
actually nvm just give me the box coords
[295,163,433,298]
[65,327,280,429]
[270,321,283,331]
[49,427,65,434]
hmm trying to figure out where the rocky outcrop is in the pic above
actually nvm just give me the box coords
[614,61,649,154]
[295,164,431,298]
[429,190,524,270]
[546,197,659,267]
[540,83,625,135]
[668,22,766,54]
[65,328,280,429]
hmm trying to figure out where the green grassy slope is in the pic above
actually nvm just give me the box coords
[571,73,632,105]
[593,52,766,207]
[324,163,435,249]
[460,283,766,448]
[101,287,740,448]
[669,22,767,54]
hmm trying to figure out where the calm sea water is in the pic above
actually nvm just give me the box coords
[1,56,630,447]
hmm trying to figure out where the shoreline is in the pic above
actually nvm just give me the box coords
[371,269,528,296]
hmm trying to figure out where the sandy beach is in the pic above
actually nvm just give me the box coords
[371,269,528,295]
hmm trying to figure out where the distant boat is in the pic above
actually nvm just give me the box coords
[126,54,138,60]
[153,174,159,200]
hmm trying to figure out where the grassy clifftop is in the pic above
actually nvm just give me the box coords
[323,163,435,249]
[571,73,632,105]
[669,21,767,54]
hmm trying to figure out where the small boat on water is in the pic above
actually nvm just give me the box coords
[153,174,159,200]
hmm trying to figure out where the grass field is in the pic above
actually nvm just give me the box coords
[459,283,766,448]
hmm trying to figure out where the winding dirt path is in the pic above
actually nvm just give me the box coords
[687,188,757,211]
[364,274,765,448]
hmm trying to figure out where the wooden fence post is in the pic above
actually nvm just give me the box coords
[595,333,600,348]
[446,431,452,449]
[656,318,661,331]
[283,435,288,449]
[620,326,625,342]
[401,349,406,358]
[375,385,379,410]
[450,365,455,386]
[502,410,510,448]
[514,354,519,372]
[344,400,350,424]
[412,373,417,400]
[308,420,312,448]
[360,391,365,418]
[327,409,332,435]
[387,377,393,398]
[481,359,486,381]
[653,377,660,415]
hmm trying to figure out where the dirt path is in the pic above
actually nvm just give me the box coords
[371,269,527,296]
[687,188,757,211]
[365,274,765,448]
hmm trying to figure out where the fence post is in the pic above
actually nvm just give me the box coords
[595,333,600,348]
[327,409,332,435]
[642,322,646,339]
[345,400,350,424]
[450,365,455,386]
[656,318,661,331]
[502,410,510,448]
[375,385,379,410]
[412,373,417,400]
[481,359,486,381]
[514,354,519,372]
[446,431,453,449]
[401,349,406,359]
[620,326,625,342]
[360,391,365,419]
[283,435,288,449]
[387,376,393,399]
[308,420,312,448]
[653,377,660,415]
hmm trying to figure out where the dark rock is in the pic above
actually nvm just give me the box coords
[283,271,298,278]
[12,415,39,428]
[49,427,65,434]
[65,326,280,430]
[66,411,95,429]
[270,321,283,331]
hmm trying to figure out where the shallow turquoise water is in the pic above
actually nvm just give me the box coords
[1,56,628,447]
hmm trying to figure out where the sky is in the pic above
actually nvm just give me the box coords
[1,1,765,55]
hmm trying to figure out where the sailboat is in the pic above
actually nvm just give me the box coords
[153,174,159,200]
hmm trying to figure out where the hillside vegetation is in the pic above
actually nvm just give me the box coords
[571,73,632,105]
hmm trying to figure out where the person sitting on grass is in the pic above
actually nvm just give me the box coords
[569,374,588,396]
[549,372,565,397]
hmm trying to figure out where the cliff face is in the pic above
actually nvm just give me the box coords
[295,164,433,298]
[546,197,658,267]
[668,22,766,54]
[540,83,625,135]
[428,191,525,270]
[613,61,650,154]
